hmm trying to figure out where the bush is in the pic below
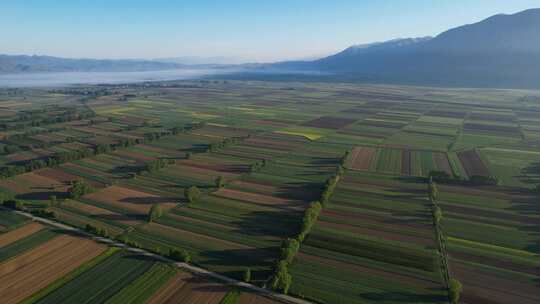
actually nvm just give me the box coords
[215,176,225,188]
[147,204,163,222]
[243,268,251,283]
[169,248,191,263]
[85,224,108,237]
[449,278,462,304]
[68,179,93,199]
[270,260,292,294]
[184,186,201,204]
[433,205,442,225]
[280,238,300,264]
[298,201,322,242]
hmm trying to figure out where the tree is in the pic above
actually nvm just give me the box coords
[433,205,443,225]
[184,186,201,204]
[169,248,191,263]
[215,176,225,188]
[147,204,163,222]
[68,180,93,199]
[281,238,300,264]
[271,260,292,294]
[428,179,439,201]
[243,268,251,283]
[449,278,462,304]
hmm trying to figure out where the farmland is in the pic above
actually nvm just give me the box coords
[0,81,539,303]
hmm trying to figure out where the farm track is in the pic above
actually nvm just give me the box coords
[6,208,311,304]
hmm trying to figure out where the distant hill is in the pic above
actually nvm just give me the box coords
[0,55,185,74]
[269,8,540,88]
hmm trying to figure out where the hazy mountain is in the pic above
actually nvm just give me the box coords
[154,56,246,65]
[0,55,185,74]
[269,8,540,88]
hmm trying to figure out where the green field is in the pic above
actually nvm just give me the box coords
[0,81,538,304]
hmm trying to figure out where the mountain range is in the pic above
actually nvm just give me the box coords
[1,8,539,88]
[273,8,540,88]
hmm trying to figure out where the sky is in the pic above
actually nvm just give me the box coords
[0,0,538,63]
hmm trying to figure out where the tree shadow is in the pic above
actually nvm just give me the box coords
[109,164,143,175]
[199,247,278,281]
[16,190,67,201]
[179,144,210,153]
[234,209,303,237]
[274,181,322,202]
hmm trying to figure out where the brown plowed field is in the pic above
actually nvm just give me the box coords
[0,172,68,198]
[34,167,83,184]
[83,185,177,214]
[0,222,43,248]
[348,147,376,171]
[147,271,191,304]
[148,274,229,304]
[457,150,490,177]
[0,234,106,304]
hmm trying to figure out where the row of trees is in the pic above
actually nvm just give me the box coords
[249,159,267,173]
[2,107,95,131]
[0,123,203,179]
[270,152,347,294]
[428,179,462,304]
[207,136,247,153]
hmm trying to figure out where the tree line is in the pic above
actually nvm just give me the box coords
[270,151,347,294]
[0,123,205,179]
[428,179,462,304]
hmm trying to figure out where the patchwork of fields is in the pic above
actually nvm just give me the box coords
[0,81,539,303]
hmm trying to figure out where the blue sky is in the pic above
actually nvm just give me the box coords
[1,1,538,62]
